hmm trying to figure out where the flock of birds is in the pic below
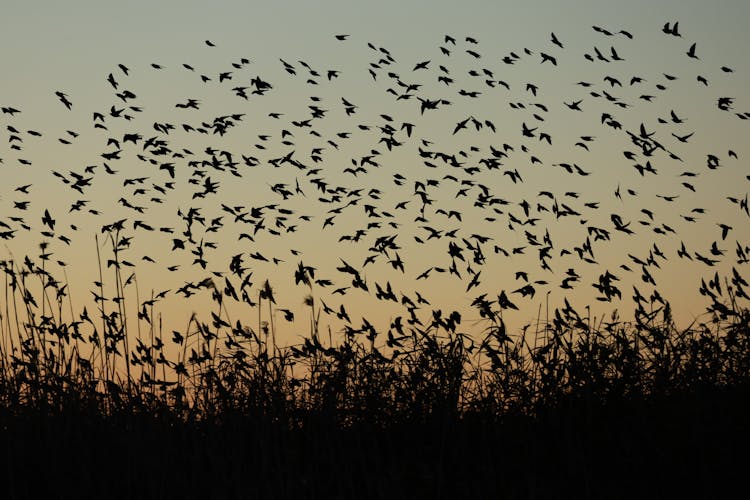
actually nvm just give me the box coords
[1,21,748,340]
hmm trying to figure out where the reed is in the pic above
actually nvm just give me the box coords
[0,239,748,498]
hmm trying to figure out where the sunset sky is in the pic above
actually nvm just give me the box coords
[1,0,748,348]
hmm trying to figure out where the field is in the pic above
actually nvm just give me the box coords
[0,254,748,498]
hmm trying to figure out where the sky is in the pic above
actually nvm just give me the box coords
[1,0,749,350]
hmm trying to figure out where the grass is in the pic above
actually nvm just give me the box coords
[0,232,748,499]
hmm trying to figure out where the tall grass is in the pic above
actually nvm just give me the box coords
[1,233,749,422]
[0,235,748,498]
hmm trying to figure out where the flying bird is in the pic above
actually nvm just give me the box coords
[55,91,72,110]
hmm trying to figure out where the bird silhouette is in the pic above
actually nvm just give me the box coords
[55,91,72,110]
[662,21,681,37]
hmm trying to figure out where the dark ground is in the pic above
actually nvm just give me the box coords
[1,385,747,500]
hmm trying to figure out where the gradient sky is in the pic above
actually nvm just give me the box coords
[1,0,749,349]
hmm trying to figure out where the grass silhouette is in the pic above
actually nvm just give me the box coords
[0,232,748,499]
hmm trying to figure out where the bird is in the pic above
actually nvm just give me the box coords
[672,131,694,143]
[565,99,583,111]
[540,52,557,65]
[550,32,563,48]
[687,42,699,59]
[662,21,681,37]
[55,91,72,110]
[41,209,55,230]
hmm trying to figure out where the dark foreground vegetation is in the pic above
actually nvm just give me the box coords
[0,255,748,499]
